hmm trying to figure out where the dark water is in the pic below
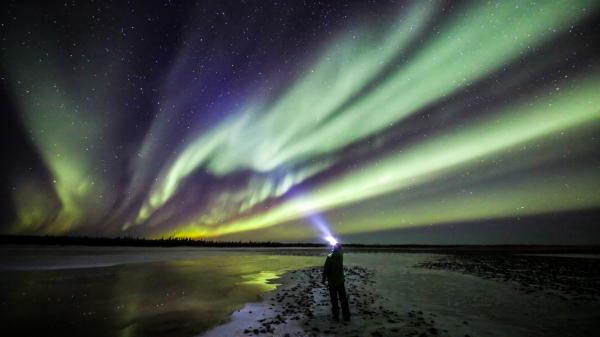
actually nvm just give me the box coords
[0,249,322,337]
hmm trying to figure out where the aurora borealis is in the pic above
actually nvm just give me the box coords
[1,0,599,243]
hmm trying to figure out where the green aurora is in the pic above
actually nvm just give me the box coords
[2,0,600,242]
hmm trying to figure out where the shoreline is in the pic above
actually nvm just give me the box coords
[2,250,598,336]
[200,253,600,337]
[200,265,448,337]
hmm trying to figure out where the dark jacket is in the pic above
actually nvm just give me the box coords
[323,250,345,286]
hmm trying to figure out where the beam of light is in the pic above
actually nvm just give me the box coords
[156,0,600,238]
[166,74,600,238]
[325,236,338,246]
[308,213,334,242]
[294,191,335,242]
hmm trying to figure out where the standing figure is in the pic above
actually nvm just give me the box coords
[322,242,350,321]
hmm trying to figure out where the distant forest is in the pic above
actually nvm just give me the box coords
[1,235,599,254]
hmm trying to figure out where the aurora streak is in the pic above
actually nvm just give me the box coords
[1,0,599,243]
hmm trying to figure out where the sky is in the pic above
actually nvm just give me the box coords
[1,0,599,244]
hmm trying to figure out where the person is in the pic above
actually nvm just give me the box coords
[322,242,350,321]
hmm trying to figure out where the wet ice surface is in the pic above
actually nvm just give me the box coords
[0,246,322,270]
[1,247,599,337]
[0,247,322,337]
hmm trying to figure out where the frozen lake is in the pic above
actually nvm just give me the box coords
[0,247,599,337]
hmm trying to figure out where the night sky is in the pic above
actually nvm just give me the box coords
[1,0,599,244]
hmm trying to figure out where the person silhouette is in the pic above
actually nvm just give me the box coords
[322,242,350,321]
